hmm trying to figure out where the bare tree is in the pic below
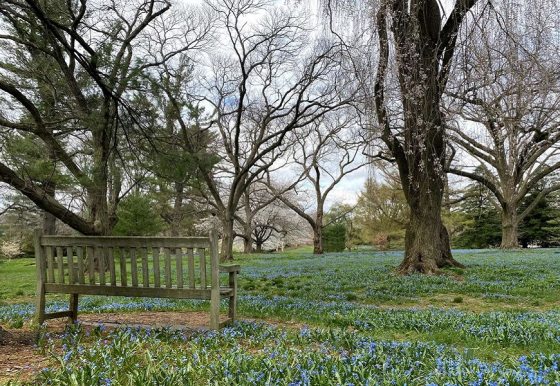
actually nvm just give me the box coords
[366,0,483,273]
[269,111,369,254]
[137,7,214,236]
[198,0,358,260]
[446,0,560,248]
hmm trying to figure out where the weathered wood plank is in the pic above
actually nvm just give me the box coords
[187,248,195,289]
[86,246,95,284]
[43,283,233,300]
[43,311,74,320]
[153,247,160,288]
[41,236,210,249]
[108,248,116,286]
[76,247,85,284]
[120,247,127,287]
[219,264,241,273]
[228,270,238,320]
[209,231,220,329]
[97,248,105,285]
[67,247,75,284]
[199,248,206,289]
[56,247,64,284]
[47,247,55,283]
[39,247,47,282]
[164,248,172,289]
[130,248,138,287]
[141,248,149,287]
[176,249,183,288]
[69,294,79,322]
[34,229,46,324]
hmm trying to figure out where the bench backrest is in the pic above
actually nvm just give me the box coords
[35,232,219,290]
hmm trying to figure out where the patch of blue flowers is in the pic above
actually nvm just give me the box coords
[4,293,560,347]
[33,321,560,385]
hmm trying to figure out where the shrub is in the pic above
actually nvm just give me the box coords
[112,194,163,236]
[0,240,24,259]
[322,223,346,252]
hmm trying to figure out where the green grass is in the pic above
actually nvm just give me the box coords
[3,247,560,384]
[234,247,560,311]
[0,258,37,304]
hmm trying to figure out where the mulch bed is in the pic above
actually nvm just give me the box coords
[0,326,46,383]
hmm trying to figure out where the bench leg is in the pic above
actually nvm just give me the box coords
[228,272,237,322]
[210,289,220,330]
[228,295,236,321]
[35,282,46,325]
[69,294,79,323]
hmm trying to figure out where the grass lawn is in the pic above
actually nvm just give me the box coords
[2,247,560,384]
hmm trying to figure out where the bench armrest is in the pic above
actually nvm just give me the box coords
[219,264,241,273]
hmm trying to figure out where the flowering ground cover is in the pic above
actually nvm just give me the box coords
[1,247,560,384]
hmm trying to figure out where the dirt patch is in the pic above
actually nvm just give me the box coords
[0,327,49,384]
[51,311,231,331]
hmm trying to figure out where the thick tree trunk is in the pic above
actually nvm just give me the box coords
[243,237,253,253]
[255,242,263,253]
[42,180,57,235]
[42,213,56,235]
[399,203,462,275]
[312,210,324,254]
[372,0,480,274]
[243,193,253,253]
[169,182,184,237]
[220,214,235,261]
[501,204,519,248]
[396,104,464,274]
[312,225,323,254]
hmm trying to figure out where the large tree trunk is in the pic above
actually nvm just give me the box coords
[312,225,323,254]
[313,210,324,254]
[242,193,253,253]
[396,141,465,274]
[500,204,519,248]
[42,180,57,235]
[395,66,464,274]
[169,182,184,237]
[243,236,253,254]
[399,192,462,274]
[89,126,112,236]
[220,214,235,261]
[373,1,480,274]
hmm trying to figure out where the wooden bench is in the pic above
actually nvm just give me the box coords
[34,230,239,329]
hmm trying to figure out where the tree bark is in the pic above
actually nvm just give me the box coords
[243,235,253,254]
[41,180,57,235]
[169,182,184,237]
[399,193,462,275]
[313,223,323,254]
[500,204,519,248]
[220,214,235,261]
[242,192,253,253]
[0,161,98,235]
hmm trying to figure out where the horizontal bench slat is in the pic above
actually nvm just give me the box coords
[40,236,211,249]
[44,283,233,299]
[219,264,241,273]
[43,311,74,320]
